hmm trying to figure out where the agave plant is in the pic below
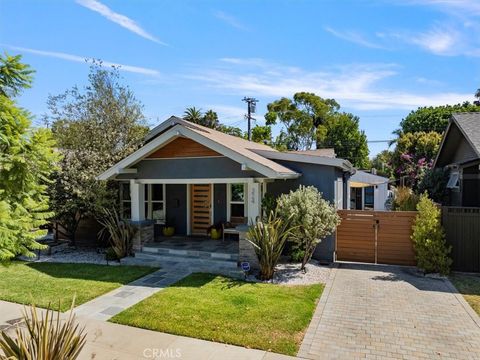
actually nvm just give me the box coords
[247,211,294,280]
[98,208,136,259]
[0,303,86,360]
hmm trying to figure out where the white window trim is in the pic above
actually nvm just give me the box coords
[144,184,166,222]
[227,183,247,221]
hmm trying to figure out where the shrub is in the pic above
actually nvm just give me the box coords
[105,247,119,262]
[411,193,452,275]
[0,303,86,359]
[98,208,136,259]
[276,186,340,270]
[290,248,305,263]
[392,186,419,211]
[247,212,294,280]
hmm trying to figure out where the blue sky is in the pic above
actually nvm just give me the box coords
[1,0,480,156]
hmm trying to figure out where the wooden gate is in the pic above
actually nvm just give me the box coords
[336,210,417,266]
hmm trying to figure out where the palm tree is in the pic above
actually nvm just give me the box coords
[183,107,203,124]
[202,109,219,129]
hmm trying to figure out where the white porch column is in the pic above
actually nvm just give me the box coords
[130,180,145,221]
[246,181,261,225]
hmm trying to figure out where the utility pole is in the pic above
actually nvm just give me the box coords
[242,97,258,141]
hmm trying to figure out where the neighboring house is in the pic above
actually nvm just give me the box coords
[98,116,355,261]
[434,113,480,207]
[349,170,390,210]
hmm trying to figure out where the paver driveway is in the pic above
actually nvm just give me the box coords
[299,263,480,359]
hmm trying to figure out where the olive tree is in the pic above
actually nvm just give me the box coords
[276,186,340,270]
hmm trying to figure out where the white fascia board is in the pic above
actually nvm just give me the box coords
[98,125,298,180]
[134,178,264,184]
[253,149,355,172]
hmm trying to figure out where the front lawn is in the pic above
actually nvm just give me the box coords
[450,273,480,315]
[0,261,157,311]
[110,273,323,355]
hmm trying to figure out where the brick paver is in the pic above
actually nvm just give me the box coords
[299,263,480,360]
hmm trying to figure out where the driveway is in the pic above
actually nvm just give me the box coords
[299,263,480,359]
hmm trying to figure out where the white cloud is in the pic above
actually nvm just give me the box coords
[213,11,249,31]
[76,0,167,45]
[397,27,459,55]
[4,45,161,76]
[205,104,246,122]
[324,27,385,49]
[185,58,472,110]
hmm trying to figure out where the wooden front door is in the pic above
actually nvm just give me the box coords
[190,184,212,235]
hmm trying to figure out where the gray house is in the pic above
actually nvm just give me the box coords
[434,113,480,207]
[98,116,355,262]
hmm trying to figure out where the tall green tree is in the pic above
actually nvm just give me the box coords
[391,131,442,189]
[317,113,369,168]
[0,54,59,260]
[183,106,244,137]
[265,92,340,150]
[45,62,148,244]
[371,150,394,178]
[265,92,369,167]
[251,125,272,145]
[396,102,480,135]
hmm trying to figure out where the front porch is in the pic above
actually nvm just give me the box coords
[145,236,239,262]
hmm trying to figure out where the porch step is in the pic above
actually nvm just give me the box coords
[134,252,245,279]
[142,245,238,262]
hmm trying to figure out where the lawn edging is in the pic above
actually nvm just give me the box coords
[445,276,480,329]
[297,262,339,358]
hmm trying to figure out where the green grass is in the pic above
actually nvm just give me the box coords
[0,261,157,311]
[110,273,323,355]
[450,273,480,316]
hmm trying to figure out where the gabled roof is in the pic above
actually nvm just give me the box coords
[452,113,480,157]
[98,116,300,180]
[252,149,355,172]
[286,148,336,158]
[434,112,480,167]
[350,170,389,188]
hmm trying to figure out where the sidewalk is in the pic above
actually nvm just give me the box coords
[73,267,192,321]
[0,300,296,360]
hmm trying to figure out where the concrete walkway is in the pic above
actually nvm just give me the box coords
[299,263,480,359]
[73,267,192,321]
[0,300,294,360]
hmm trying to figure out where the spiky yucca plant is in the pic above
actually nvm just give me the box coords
[247,212,294,280]
[0,304,86,360]
[98,208,136,259]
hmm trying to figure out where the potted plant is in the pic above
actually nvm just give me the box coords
[162,218,175,237]
[207,223,222,240]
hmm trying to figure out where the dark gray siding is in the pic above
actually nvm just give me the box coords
[265,160,347,262]
[436,123,478,167]
[117,157,262,180]
[266,161,337,201]
[166,184,187,235]
[213,184,227,224]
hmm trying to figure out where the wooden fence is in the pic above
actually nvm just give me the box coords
[442,207,480,272]
[336,210,417,266]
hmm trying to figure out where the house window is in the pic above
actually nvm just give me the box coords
[145,184,166,222]
[364,186,374,210]
[229,183,246,219]
[447,171,460,190]
[120,182,131,219]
